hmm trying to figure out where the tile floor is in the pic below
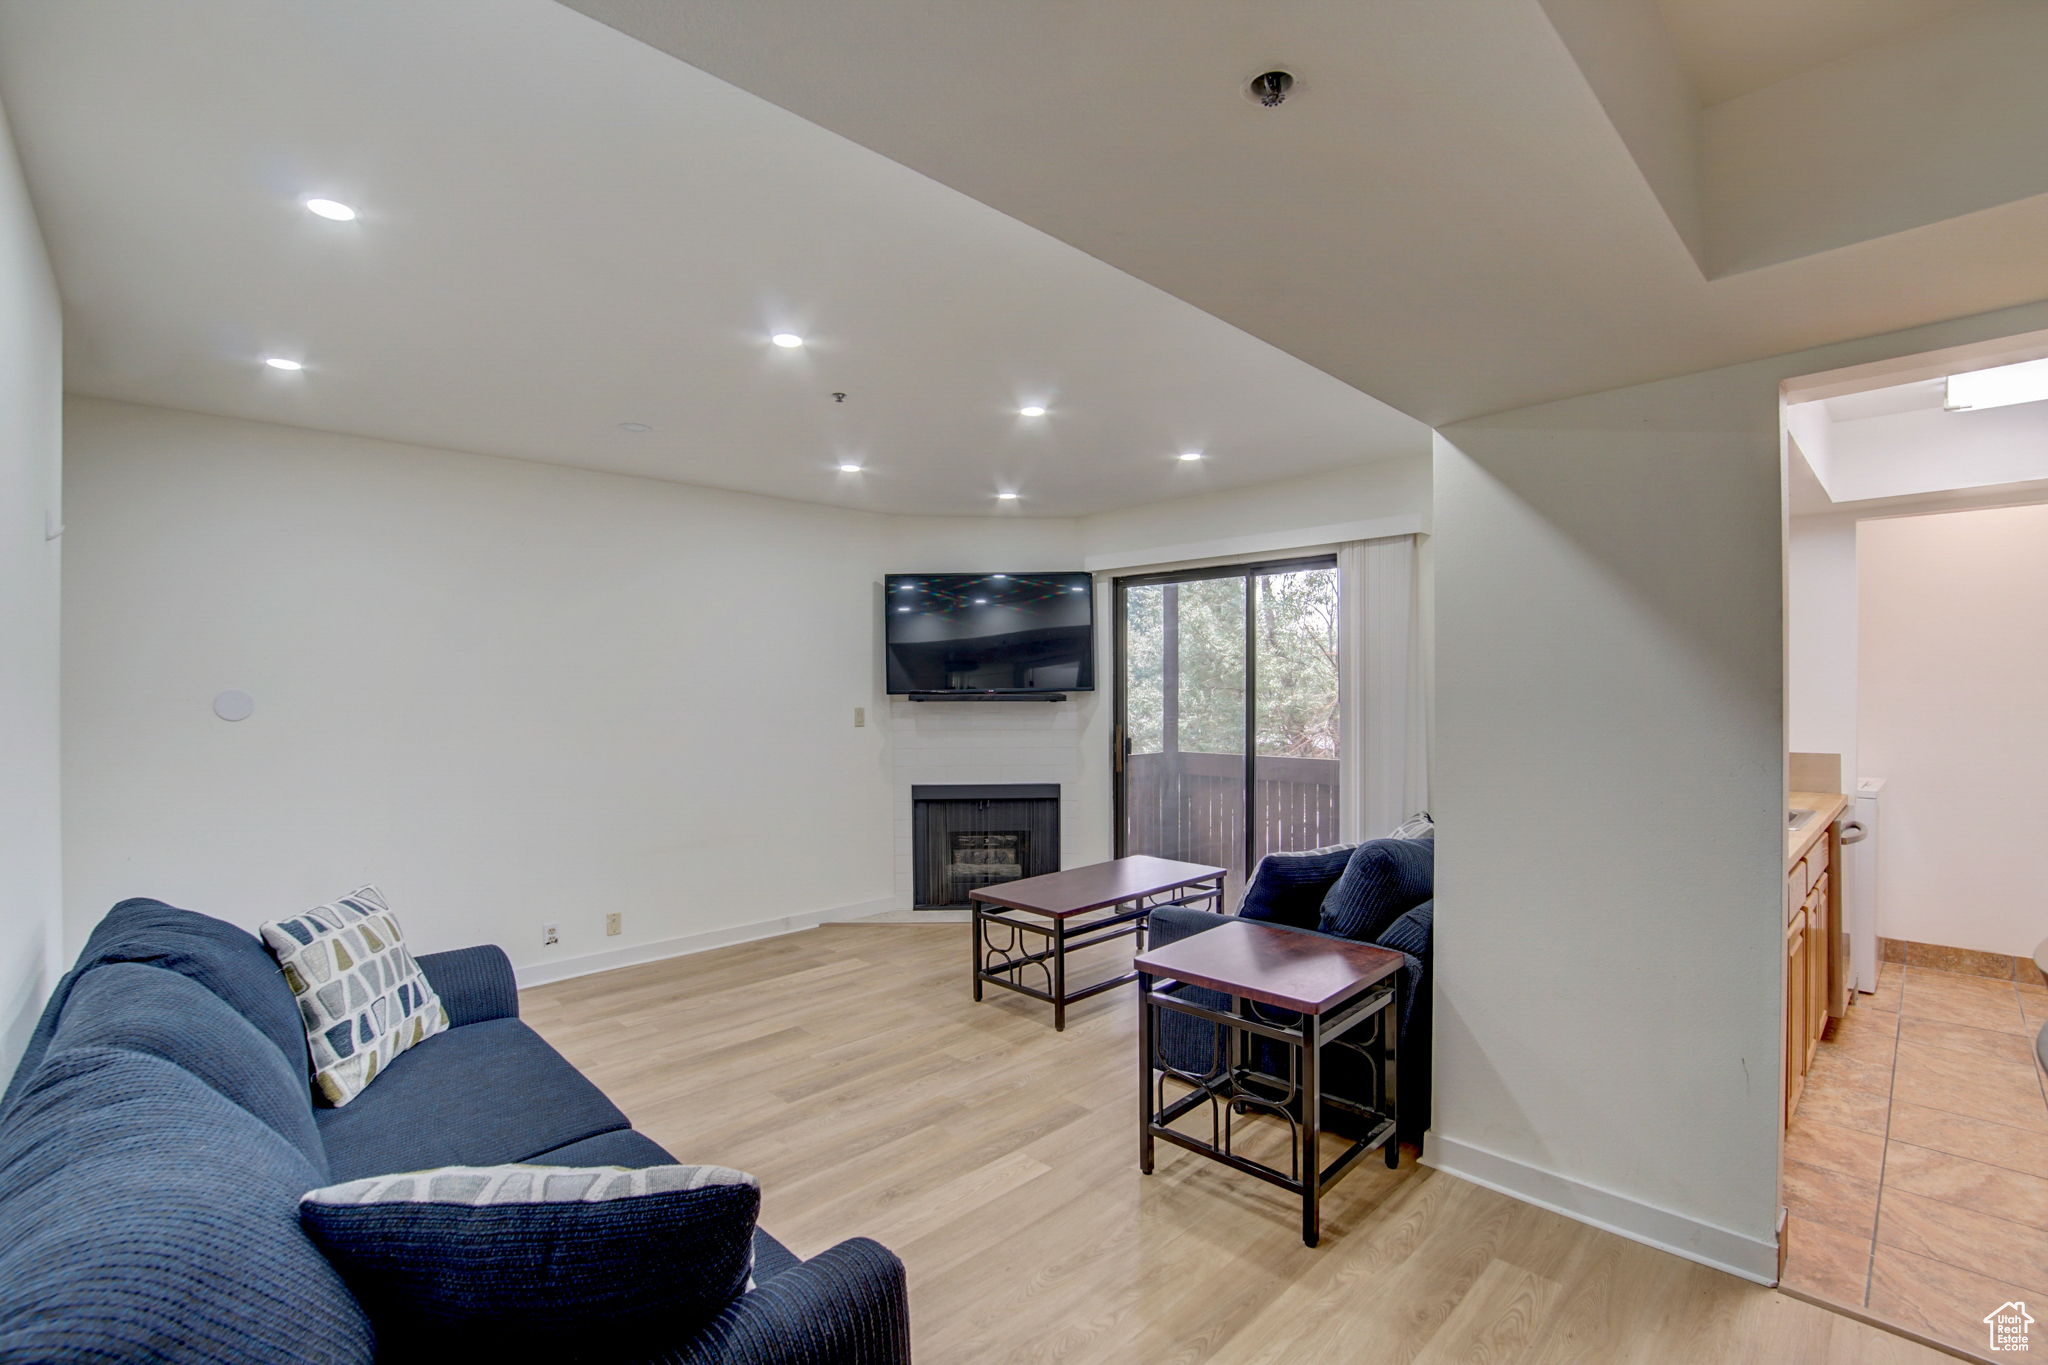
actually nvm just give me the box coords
[1784,960,2048,1357]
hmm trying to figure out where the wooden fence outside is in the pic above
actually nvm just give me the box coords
[1123,750,1340,894]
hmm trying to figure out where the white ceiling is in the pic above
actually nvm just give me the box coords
[1790,378,2048,514]
[0,0,1425,517]
[1824,378,1946,423]
[564,0,2048,425]
[1653,0,1986,105]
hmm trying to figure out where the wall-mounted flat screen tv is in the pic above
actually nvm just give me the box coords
[885,572,1095,695]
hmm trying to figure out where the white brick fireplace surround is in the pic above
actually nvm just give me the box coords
[889,698,1098,912]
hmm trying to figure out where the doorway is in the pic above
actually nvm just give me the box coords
[1777,328,2048,1352]
[1113,556,1341,899]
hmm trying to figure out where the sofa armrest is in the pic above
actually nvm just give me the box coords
[1146,904,1232,951]
[415,945,520,1026]
[658,1237,910,1365]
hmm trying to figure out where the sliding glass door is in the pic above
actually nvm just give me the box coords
[1114,557,1340,900]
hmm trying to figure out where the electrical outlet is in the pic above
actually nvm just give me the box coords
[853,706,866,728]
[542,922,560,947]
[605,912,622,937]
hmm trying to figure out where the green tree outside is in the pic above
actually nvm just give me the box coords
[1124,568,1338,759]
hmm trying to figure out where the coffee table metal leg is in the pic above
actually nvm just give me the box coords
[1301,1013,1321,1248]
[970,901,984,1001]
[1052,918,1067,1031]
[1384,994,1400,1169]
[1137,970,1155,1175]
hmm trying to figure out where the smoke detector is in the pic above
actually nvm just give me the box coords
[1246,70,1296,108]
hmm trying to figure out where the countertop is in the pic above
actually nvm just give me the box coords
[1788,790,1848,869]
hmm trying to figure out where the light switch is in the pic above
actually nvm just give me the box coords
[853,706,866,728]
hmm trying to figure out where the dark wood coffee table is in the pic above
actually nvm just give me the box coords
[1134,918,1404,1246]
[968,856,1226,1030]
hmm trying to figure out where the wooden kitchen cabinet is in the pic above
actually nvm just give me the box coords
[1784,796,1847,1125]
[1785,906,1808,1119]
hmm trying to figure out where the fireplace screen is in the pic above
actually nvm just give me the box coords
[913,785,1059,909]
[948,832,1025,894]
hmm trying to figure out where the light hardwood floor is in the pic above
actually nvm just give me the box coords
[525,924,1945,1364]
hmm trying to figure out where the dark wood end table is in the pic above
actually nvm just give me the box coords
[968,856,1227,1030]
[1134,918,1404,1246]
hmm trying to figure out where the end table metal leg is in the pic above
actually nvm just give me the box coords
[1384,995,1401,1169]
[1138,970,1155,1175]
[970,902,983,1002]
[1301,1013,1321,1248]
[1052,919,1067,1031]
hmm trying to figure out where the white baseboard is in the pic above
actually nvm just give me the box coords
[512,896,895,989]
[818,897,904,923]
[1425,1135,1779,1285]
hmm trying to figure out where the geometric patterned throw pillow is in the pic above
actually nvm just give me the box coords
[259,886,448,1107]
[1386,811,1435,840]
[299,1164,760,1354]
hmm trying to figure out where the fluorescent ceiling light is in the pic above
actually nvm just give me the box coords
[263,357,303,371]
[303,198,357,221]
[1945,357,2048,412]
[1018,405,1047,417]
[771,333,804,348]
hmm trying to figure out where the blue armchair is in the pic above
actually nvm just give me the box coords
[1147,838,1433,1146]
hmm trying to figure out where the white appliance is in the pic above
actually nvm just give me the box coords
[1845,778,1882,992]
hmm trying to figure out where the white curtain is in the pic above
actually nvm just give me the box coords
[1337,535,1428,841]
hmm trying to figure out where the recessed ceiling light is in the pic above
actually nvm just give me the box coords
[837,463,863,473]
[1946,356,2048,412]
[617,421,651,433]
[1018,405,1047,417]
[996,491,1019,500]
[1178,451,1204,461]
[303,198,357,221]
[263,357,303,371]
[771,333,804,348]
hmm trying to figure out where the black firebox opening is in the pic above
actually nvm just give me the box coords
[913,784,1059,910]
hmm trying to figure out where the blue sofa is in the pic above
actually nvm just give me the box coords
[1147,838,1433,1145]
[0,898,910,1364]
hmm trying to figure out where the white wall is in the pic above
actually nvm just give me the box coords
[1787,515,1858,790]
[1073,453,1434,858]
[62,398,903,977]
[0,99,62,1079]
[876,516,1108,904]
[62,407,1430,968]
[1823,400,2048,504]
[1077,456,1428,570]
[1429,295,2048,1285]
[1859,503,2048,957]
[1783,401,1834,490]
